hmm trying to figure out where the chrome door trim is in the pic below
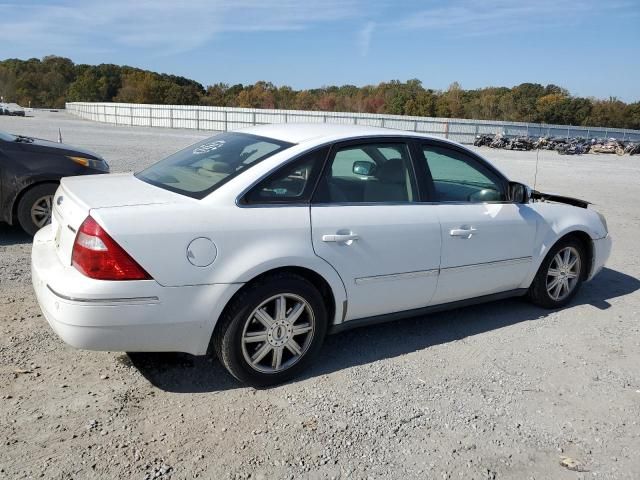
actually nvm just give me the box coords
[441,256,532,274]
[355,268,439,285]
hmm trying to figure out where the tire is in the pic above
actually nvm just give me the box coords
[528,237,586,308]
[16,183,58,236]
[212,273,328,387]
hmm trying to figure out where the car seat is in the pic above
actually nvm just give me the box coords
[363,158,411,202]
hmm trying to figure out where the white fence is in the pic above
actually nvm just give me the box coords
[66,102,640,144]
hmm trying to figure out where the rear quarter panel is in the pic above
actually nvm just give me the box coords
[92,203,348,321]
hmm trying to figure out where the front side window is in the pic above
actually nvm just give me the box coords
[243,147,329,204]
[313,143,417,203]
[136,132,292,199]
[422,145,506,202]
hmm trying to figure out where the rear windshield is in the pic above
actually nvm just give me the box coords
[136,132,293,199]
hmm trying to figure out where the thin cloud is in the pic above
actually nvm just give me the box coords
[357,22,376,57]
[0,0,364,56]
[395,0,635,36]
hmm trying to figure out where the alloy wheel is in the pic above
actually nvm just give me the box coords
[30,195,53,229]
[241,293,315,374]
[546,246,581,302]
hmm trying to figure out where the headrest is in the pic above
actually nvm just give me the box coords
[376,158,406,184]
[200,159,232,174]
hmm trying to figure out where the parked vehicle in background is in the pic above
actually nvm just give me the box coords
[504,136,534,151]
[31,124,611,387]
[556,138,589,155]
[0,130,109,235]
[473,134,494,147]
[474,133,638,156]
[489,134,509,149]
[588,139,625,155]
[0,103,26,116]
[624,142,640,155]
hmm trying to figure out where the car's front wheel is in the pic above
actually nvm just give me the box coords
[528,237,586,308]
[16,183,58,236]
[212,273,327,387]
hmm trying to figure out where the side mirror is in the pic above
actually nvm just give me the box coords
[509,182,530,203]
[353,161,376,176]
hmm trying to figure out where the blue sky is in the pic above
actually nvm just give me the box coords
[2,0,639,101]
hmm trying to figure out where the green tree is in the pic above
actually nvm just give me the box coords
[67,70,108,102]
[0,66,17,101]
[1,56,638,130]
[623,102,640,130]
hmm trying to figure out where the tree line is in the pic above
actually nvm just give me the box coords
[1,56,639,130]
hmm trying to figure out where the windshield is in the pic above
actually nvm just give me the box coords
[136,132,293,199]
[0,130,16,141]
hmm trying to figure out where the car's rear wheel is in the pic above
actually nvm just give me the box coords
[16,184,57,236]
[528,237,585,308]
[212,273,327,387]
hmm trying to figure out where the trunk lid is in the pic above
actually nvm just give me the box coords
[52,173,186,265]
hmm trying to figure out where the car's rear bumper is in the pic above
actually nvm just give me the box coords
[31,225,241,355]
[588,234,612,281]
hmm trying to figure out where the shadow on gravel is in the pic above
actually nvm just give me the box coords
[0,223,31,245]
[129,267,638,393]
[126,352,242,392]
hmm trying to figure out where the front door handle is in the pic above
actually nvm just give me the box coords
[322,233,360,243]
[450,227,477,238]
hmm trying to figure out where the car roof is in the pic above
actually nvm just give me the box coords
[235,122,511,181]
[237,122,433,144]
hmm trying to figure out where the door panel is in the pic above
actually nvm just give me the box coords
[311,205,441,320]
[432,200,538,304]
[418,142,538,304]
[311,139,441,321]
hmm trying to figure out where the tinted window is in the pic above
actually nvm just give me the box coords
[314,143,417,203]
[136,132,292,199]
[243,147,329,204]
[422,145,505,202]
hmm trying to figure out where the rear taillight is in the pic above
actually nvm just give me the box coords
[72,216,152,281]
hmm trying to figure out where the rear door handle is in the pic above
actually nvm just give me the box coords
[322,233,360,243]
[450,227,477,238]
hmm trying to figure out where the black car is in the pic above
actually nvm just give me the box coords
[0,103,26,116]
[0,130,109,235]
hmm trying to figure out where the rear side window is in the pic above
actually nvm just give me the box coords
[313,143,417,204]
[243,147,329,204]
[136,132,292,199]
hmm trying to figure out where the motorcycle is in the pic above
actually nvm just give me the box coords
[589,138,623,154]
[624,142,640,155]
[473,134,494,147]
[505,136,535,151]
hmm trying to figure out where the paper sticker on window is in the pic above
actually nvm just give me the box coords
[193,140,226,155]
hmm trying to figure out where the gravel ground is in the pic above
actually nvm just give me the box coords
[1,111,639,480]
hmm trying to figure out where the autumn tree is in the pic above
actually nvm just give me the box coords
[1,56,638,130]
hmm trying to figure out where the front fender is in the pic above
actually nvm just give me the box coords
[5,176,62,224]
[521,202,607,287]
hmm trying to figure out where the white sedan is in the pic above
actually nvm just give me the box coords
[31,124,611,386]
